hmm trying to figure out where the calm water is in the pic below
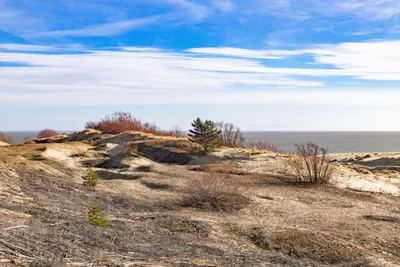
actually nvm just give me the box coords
[244,132,400,154]
[5,131,400,154]
[5,131,73,144]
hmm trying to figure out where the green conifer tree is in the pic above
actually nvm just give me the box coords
[188,118,221,152]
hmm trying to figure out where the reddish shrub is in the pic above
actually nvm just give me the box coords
[247,141,280,152]
[37,129,59,139]
[0,131,13,144]
[85,111,183,137]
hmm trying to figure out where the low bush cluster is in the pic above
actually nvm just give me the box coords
[85,111,183,137]
[37,129,59,139]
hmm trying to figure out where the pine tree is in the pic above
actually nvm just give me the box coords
[188,118,221,152]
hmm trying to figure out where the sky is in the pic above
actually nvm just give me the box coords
[1,0,400,131]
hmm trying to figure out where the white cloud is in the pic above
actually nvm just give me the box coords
[1,41,400,107]
[37,17,159,37]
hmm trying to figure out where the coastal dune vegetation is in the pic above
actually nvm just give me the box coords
[0,111,399,266]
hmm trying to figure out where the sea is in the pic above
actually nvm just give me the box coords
[5,131,400,154]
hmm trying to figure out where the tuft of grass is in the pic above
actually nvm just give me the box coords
[82,169,99,187]
[88,204,108,228]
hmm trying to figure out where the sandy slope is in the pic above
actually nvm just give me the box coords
[0,133,399,266]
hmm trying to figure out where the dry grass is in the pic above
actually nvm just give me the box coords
[190,161,247,175]
[249,228,367,265]
[181,173,251,211]
[1,139,400,266]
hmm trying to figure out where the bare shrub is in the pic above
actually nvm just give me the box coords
[169,125,184,137]
[288,142,334,185]
[0,131,13,144]
[247,140,280,152]
[215,122,245,147]
[37,129,59,139]
[84,121,100,129]
[181,173,251,211]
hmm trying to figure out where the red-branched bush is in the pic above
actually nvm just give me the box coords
[85,112,184,137]
[37,129,59,139]
[0,131,13,144]
[247,141,280,152]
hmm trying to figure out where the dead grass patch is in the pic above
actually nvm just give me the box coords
[141,180,170,190]
[181,173,251,212]
[249,228,367,265]
[156,217,209,236]
[190,162,247,176]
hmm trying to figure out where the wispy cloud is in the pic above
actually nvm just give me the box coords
[166,0,209,21]
[0,44,53,51]
[186,47,302,59]
[37,17,159,37]
[212,0,235,12]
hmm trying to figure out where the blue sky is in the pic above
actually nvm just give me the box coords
[1,0,400,131]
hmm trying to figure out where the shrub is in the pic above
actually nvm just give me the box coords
[247,140,280,152]
[84,121,100,129]
[215,122,245,147]
[37,129,59,139]
[182,173,251,211]
[84,111,180,136]
[288,142,334,185]
[188,118,221,153]
[82,169,99,187]
[169,125,185,137]
[0,131,13,144]
[88,204,108,228]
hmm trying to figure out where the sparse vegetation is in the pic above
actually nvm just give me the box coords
[190,161,247,175]
[85,111,182,137]
[88,204,108,228]
[288,142,334,185]
[247,140,280,152]
[215,121,245,147]
[188,118,221,153]
[82,169,99,187]
[37,129,59,139]
[0,131,13,144]
[182,173,251,211]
